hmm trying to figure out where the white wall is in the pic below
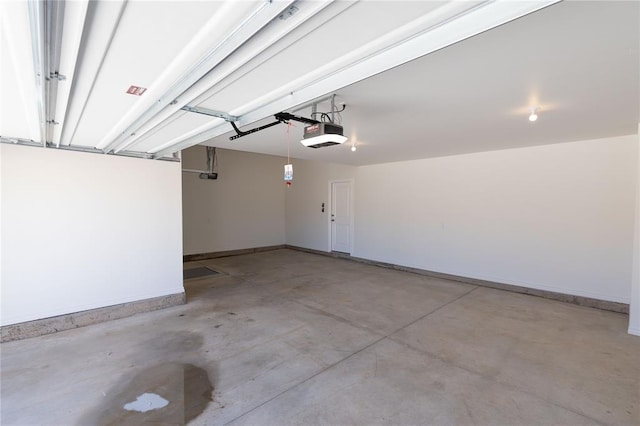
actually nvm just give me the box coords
[284,135,637,305]
[285,158,356,252]
[353,135,637,304]
[630,126,640,335]
[0,144,184,326]
[182,146,286,255]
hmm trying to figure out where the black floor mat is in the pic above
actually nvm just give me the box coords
[183,267,219,280]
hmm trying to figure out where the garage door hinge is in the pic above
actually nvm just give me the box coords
[49,71,66,81]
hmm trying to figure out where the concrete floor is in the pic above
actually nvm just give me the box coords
[1,249,638,425]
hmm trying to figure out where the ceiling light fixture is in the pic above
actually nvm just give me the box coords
[529,107,539,122]
[301,124,347,148]
[300,95,347,148]
[351,143,357,152]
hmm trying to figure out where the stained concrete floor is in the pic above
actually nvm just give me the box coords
[1,249,639,425]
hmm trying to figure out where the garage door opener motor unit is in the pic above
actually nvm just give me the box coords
[223,94,347,149]
[302,122,346,148]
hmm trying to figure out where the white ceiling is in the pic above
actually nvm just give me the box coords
[205,0,640,165]
[1,0,638,165]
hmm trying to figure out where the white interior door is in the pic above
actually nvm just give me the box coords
[331,181,351,253]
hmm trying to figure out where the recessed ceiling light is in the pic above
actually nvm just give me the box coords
[529,107,539,122]
[351,144,357,152]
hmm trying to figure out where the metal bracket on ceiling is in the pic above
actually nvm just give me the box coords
[0,136,37,145]
[228,111,320,141]
[49,71,66,81]
[180,105,238,122]
[182,104,324,142]
[0,135,179,161]
[29,0,65,146]
[229,119,282,141]
[274,112,319,125]
[278,5,299,21]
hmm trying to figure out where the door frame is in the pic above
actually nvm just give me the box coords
[328,179,354,254]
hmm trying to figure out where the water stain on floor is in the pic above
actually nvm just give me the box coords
[147,331,204,352]
[82,362,214,425]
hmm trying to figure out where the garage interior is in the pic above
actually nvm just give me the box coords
[1,0,639,425]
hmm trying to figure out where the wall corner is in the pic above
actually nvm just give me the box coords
[629,124,640,336]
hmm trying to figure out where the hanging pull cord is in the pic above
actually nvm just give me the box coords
[284,122,295,187]
[287,121,293,164]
